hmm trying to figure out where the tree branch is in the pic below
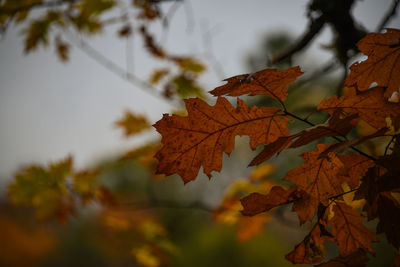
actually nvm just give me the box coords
[283,110,377,161]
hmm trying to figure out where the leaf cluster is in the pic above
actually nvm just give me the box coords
[153,29,400,265]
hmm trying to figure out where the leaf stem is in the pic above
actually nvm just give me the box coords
[283,110,376,161]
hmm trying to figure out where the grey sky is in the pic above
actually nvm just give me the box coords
[0,0,398,189]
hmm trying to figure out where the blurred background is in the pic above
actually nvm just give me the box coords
[0,0,399,266]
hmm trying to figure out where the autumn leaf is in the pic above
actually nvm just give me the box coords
[337,153,373,189]
[240,186,296,216]
[214,171,276,242]
[55,36,70,62]
[290,109,358,148]
[115,110,151,137]
[317,127,389,159]
[329,202,377,256]
[284,144,344,222]
[344,29,400,98]
[209,66,303,102]
[23,11,63,53]
[248,136,294,166]
[154,97,290,183]
[318,86,400,129]
[249,110,358,166]
[8,156,74,222]
[285,224,331,264]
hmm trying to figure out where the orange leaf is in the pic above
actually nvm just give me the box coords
[240,186,296,216]
[337,153,373,189]
[329,202,377,256]
[318,86,400,129]
[248,136,294,166]
[284,144,344,222]
[290,110,358,148]
[154,97,290,183]
[344,29,400,98]
[285,224,331,264]
[209,66,303,102]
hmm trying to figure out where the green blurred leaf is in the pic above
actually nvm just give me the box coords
[23,11,63,53]
[8,157,72,221]
[80,0,115,16]
[175,58,206,74]
[171,74,204,98]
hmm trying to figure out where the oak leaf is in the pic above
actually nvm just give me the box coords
[344,29,400,98]
[209,66,303,102]
[337,153,373,189]
[318,86,400,129]
[154,97,290,183]
[290,110,358,148]
[248,136,294,166]
[249,110,358,166]
[285,224,331,264]
[329,202,377,256]
[240,186,296,216]
[284,144,344,222]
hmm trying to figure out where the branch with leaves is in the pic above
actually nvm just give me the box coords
[153,28,400,265]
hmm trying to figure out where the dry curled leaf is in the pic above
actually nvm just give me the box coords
[240,186,296,216]
[318,86,400,129]
[284,144,345,222]
[209,66,303,102]
[329,202,377,256]
[286,224,331,265]
[345,29,400,98]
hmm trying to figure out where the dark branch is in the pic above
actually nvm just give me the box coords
[272,15,325,64]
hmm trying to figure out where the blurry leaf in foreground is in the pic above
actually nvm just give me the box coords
[8,156,73,222]
[214,164,278,242]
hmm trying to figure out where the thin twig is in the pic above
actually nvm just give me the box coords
[283,110,377,161]
[64,29,179,105]
[272,16,325,64]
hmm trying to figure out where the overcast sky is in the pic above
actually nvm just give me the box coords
[0,0,398,189]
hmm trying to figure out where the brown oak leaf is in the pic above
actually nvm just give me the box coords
[337,153,373,189]
[329,202,377,256]
[290,109,358,148]
[318,86,400,129]
[344,28,400,98]
[248,136,295,166]
[284,144,344,222]
[240,186,296,216]
[154,97,290,183]
[209,66,303,102]
[286,224,332,264]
